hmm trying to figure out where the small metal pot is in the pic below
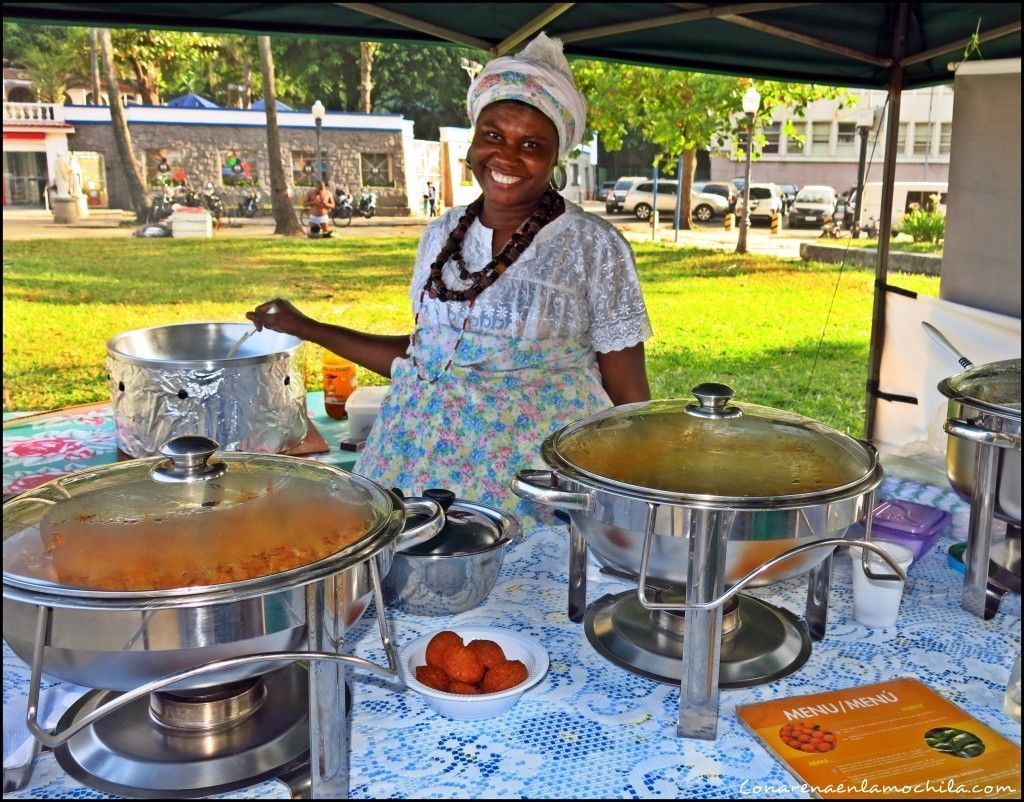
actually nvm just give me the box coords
[938,358,1021,524]
[107,322,308,457]
[382,489,519,615]
[2,436,444,692]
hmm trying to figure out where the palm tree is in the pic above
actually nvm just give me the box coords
[257,35,302,236]
[99,28,148,221]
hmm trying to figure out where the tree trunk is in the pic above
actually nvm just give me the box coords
[242,54,253,109]
[677,149,698,230]
[128,59,160,105]
[360,42,379,113]
[89,29,101,104]
[258,36,302,236]
[99,29,149,220]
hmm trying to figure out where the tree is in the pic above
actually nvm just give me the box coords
[359,42,380,113]
[575,63,850,229]
[99,28,148,221]
[257,35,303,236]
[3,22,88,103]
[108,30,219,105]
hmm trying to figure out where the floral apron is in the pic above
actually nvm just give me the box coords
[353,323,611,527]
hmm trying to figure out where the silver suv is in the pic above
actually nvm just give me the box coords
[605,176,647,213]
[735,183,784,223]
[621,180,730,222]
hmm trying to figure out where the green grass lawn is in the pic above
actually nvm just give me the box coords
[2,236,940,435]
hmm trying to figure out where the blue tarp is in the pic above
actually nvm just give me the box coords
[251,99,293,111]
[165,92,219,109]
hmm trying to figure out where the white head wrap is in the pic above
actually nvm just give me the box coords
[466,32,587,160]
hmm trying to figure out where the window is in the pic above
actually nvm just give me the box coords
[938,122,952,155]
[221,150,258,186]
[913,123,933,156]
[905,191,947,213]
[785,121,806,155]
[762,122,780,154]
[291,150,319,187]
[810,122,831,156]
[836,123,857,156]
[361,152,393,187]
[144,148,187,186]
[460,159,474,186]
[897,123,908,154]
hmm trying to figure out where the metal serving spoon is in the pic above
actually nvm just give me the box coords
[921,321,975,370]
[225,303,278,358]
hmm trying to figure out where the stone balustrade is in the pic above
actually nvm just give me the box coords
[3,101,64,123]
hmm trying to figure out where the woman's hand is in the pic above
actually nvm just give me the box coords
[246,298,309,338]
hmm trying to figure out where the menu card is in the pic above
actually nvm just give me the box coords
[737,678,1021,798]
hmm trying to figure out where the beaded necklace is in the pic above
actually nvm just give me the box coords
[411,188,564,383]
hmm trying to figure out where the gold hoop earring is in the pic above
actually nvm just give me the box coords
[549,163,567,192]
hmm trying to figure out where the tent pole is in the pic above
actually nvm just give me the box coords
[863,2,910,442]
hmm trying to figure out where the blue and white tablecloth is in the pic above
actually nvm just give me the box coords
[3,472,1021,799]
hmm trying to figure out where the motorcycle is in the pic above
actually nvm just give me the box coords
[238,188,260,218]
[201,182,225,229]
[332,188,354,226]
[146,186,176,224]
[356,191,377,219]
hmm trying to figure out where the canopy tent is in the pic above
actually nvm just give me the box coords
[5,2,1022,438]
[250,98,293,111]
[165,92,219,109]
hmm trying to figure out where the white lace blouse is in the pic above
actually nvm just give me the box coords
[409,200,653,354]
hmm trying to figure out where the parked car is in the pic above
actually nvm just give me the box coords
[857,180,948,229]
[621,180,730,222]
[596,180,617,202]
[787,185,839,228]
[605,176,647,213]
[694,180,738,212]
[734,182,785,223]
[778,183,798,213]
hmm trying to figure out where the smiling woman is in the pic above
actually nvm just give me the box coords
[243,32,652,524]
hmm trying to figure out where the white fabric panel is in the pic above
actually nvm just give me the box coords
[874,292,1021,458]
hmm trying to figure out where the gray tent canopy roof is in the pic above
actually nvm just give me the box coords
[5,2,1021,90]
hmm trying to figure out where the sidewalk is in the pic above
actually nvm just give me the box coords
[3,203,821,258]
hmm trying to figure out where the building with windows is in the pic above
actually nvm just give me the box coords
[4,97,596,215]
[711,86,953,191]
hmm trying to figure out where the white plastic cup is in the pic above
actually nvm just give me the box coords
[851,541,914,627]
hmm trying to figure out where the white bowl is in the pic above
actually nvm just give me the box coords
[398,626,549,721]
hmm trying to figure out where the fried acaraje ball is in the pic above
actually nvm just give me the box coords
[447,681,483,695]
[466,639,507,669]
[480,659,528,693]
[415,664,451,692]
[425,630,463,669]
[440,643,486,685]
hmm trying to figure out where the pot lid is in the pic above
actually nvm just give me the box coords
[545,384,878,503]
[396,488,515,557]
[938,358,1021,418]
[3,435,399,601]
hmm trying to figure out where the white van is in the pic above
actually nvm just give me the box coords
[854,181,948,229]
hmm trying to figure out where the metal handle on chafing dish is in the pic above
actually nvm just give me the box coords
[511,469,596,512]
[944,419,1021,451]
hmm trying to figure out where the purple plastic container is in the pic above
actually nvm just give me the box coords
[866,500,951,560]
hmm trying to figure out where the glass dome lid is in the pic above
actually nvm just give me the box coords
[938,358,1021,418]
[3,436,398,600]
[544,384,879,504]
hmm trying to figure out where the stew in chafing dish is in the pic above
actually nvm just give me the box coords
[3,475,374,591]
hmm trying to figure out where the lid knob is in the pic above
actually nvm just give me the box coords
[151,435,228,483]
[423,488,457,511]
[687,383,742,419]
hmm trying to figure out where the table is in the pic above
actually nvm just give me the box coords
[2,423,1021,798]
[2,390,358,501]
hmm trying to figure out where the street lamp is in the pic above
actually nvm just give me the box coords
[735,85,761,255]
[311,100,326,182]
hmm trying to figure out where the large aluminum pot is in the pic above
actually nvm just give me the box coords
[513,384,883,587]
[2,436,444,692]
[107,322,308,457]
[938,358,1021,523]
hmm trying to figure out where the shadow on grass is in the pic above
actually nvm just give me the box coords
[2,237,421,306]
